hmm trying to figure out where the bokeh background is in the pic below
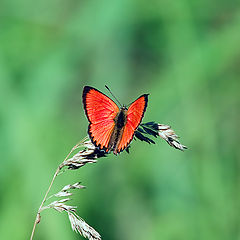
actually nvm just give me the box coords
[0,0,240,239]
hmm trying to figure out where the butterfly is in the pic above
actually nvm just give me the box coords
[82,86,148,155]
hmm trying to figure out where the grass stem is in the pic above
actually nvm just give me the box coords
[30,144,78,240]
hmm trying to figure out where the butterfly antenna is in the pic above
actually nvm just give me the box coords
[105,85,122,107]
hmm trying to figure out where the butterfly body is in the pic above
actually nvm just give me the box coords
[82,86,148,154]
[108,107,128,154]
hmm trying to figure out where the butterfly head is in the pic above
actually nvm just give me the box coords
[120,105,128,110]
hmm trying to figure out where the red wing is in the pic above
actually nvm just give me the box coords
[117,94,148,153]
[82,86,119,150]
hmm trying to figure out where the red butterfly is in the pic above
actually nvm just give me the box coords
[82,86,148,154]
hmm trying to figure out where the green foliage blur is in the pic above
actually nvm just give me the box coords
[0,0,240,239]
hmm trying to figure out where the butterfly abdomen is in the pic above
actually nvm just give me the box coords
[108,108,128,154]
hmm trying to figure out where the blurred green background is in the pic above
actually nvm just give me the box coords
[0,0,240,239]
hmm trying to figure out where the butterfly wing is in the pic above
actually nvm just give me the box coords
[116,94,148,153]
[82,86,119,151]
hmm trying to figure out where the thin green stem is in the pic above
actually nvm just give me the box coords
[30,143,81,240]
